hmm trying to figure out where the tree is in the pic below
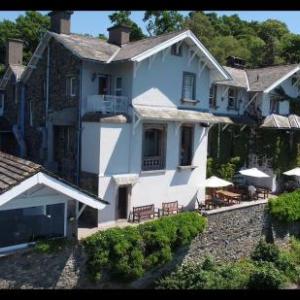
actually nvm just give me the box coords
[143,11,184,36]
[109,11,146,42]
[183,11,216,49]
[98,33,108,41]
[280,33,300,64]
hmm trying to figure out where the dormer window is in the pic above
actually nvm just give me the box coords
[171,43,182,56]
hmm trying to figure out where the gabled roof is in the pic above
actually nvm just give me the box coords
[246,64,300,92]
[0,64,25,89]
[216,66,249,89]
[217,64,300,93]
[0,151,107,209]
[22,29,231,83]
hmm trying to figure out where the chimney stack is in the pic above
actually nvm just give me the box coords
[226,56,246,69]
[6,39,23,66]
[48,11,73,35]
[107,24,131,46]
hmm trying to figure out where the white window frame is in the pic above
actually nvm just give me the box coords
[182,72,196,100]
[227,88,238,110]
[209,85,217,109]
[66,77,77,97]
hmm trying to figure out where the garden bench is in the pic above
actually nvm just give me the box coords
[161,201,183,216]
[132,204,155,222]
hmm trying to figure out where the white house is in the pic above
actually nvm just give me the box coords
[0,151,107,253]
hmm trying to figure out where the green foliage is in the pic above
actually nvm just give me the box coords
[251,239,280,263]
[248,261,286,289]
[83,212,206,282]
[34,238,70,254]
[268,189,300,223]
[108,11,146,41]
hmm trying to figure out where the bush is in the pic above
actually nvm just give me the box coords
[34,238,70,254]
[268,189,300,223]
[247,261,286,289]
[83,212,206,282]
[251,240,280,263]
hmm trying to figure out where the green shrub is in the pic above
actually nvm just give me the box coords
[268,189,300,223]
[83,212,206,282]
[34,238,70,254]
[247,261,287,289]
[251,240,280,263]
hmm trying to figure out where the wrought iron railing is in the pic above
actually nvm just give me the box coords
[142,156,164,171]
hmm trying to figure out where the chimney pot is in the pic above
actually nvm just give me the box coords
[48,11,73,35]
[107,24,131,46]
[226,56,246,69]
[6,38,23,66]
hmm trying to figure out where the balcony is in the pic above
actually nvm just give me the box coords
[86,95,129,115]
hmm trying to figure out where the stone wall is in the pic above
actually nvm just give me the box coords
[183,200,300,265]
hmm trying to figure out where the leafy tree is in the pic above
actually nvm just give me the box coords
[109,11,146,42]
[143,11,184,36]
[98,33,108,41]
[280,33,300,64]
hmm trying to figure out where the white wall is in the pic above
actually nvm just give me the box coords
[132,42,211,110]
[95,121,208,226]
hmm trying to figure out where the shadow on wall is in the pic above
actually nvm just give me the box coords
[170,169,193,186]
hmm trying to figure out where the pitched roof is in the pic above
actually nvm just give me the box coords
[0,151,108,205]
[217,64,300,92]
[216,66,248,89]
[246,64,300,92]
[0,151,42,194]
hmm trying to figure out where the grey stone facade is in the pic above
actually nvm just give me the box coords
[183,201,300,265]
[24,38,81,182]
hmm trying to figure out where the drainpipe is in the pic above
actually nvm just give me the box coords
[19,82,26,157]
[45,45,50,164]
[76,62,83,186]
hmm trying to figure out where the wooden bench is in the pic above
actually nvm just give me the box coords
[161,201,183,216]
[132,204,155,223]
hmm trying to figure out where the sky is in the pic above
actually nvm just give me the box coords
[0,11,300,37]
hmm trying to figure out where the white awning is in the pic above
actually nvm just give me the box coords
[239,168,270,178]
[112,174,139,186]
[133,105,233,124]
[203,176,233,188]
[261,114,300,130]
[283,167,300,176]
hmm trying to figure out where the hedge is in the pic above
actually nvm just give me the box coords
[268,189,300,223]
[83,211,207,281]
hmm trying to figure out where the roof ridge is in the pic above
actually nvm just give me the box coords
[246,63,300,71]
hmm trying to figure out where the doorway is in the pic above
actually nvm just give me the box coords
[117,186,129,220]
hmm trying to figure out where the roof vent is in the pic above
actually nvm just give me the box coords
[226,56,246,69]
[107,24,131,46]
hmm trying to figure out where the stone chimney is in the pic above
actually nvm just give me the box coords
[48,11,73,35]
[226,56,246,69]
[6,39,23,66]
[107,24,131,46]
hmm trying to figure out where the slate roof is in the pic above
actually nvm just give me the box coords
[216,66,248,89]
[0,151,108,204]
[0,151,42,194]
[49,29,188,63]
[246,64,300,92]
[220,64,300,92]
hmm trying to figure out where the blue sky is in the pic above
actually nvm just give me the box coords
[0,11,300,36]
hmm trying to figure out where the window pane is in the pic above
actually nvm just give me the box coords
[116,77,122,89]
[180,126,193,166]
[183,74,195,99]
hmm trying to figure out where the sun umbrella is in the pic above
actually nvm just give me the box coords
[204,176,233,188]
[239,168,270,178]
[283,167,300,177]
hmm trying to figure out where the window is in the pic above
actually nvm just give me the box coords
[171,43,182,56]
[270,97,279,114]
[98,75,111,95]
[0,93,4,114]
[228,88,238,110]
[209,85,217,109]
[66,76,78,97]
[182,72,196,100]
[142,124,166,171]
[115,77,122,96]
[179,125,194,166]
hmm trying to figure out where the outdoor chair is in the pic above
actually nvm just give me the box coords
[132,204,156,223]
[161,201,183,216]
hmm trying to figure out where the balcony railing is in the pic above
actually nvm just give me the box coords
[86,94,129,115]
[142,156,165,171]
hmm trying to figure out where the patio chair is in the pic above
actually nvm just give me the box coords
[161,201,183,216]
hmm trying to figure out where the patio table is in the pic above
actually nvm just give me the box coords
[216,190,241,203]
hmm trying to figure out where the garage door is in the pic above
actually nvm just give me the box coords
[0,203,65,249]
